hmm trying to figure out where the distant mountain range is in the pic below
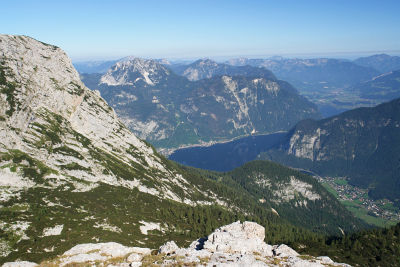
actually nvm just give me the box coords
[227,57,380,90]
[227,54,400,117]
[354,54,400,73]
[169,58,276,81]
[73,58,193,74]
[81,58,320,149]
[76,54,400,119]
[73,59,118,73]
[260,97,400,204]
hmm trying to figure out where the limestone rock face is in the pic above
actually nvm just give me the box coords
[0,34,181,196]
[272,244,299,257]
[58,242,150,266]
[158,240,179,255]
[4,221,351,267]
[203,221,272,255]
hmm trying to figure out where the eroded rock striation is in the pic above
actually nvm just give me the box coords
[4,221,351,266]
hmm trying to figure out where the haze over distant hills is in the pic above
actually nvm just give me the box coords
[73,60,118,74]
[169,58,276,81]
[227,57,379,89]
[225,54,400,116]
[354,54,400,73]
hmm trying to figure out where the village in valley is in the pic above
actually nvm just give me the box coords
[315,176,400,226]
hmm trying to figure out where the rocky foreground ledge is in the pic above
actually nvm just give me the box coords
[3,221,350,267]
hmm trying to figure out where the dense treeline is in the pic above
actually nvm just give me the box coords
[0,182,324,264]
[139,191,400,267]
[180,160,367,236]
[300,223,400,267]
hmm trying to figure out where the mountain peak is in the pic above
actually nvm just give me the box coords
[192,58,218,66]
[100,57,170,86]
[180,58,276,82]
[0,34,85,121]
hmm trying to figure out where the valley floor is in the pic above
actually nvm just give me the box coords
[316,176,400,227]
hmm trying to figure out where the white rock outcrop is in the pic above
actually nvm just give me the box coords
[4,221,351,267]
[2,261,38,267]
[42,224,64,236]
[158,241,179,255]
[202,221,273,256]
[272,244,299,257]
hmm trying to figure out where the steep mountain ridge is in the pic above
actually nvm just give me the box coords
[226,57,382,117]
[81,58,320,149]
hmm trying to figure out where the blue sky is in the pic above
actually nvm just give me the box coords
[2,0,400,61]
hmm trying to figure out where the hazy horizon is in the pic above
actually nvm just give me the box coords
[71,50,400,63]
[2,0,400,61]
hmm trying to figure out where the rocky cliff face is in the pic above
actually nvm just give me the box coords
[82,58,320,150]
[3,221,351,267]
